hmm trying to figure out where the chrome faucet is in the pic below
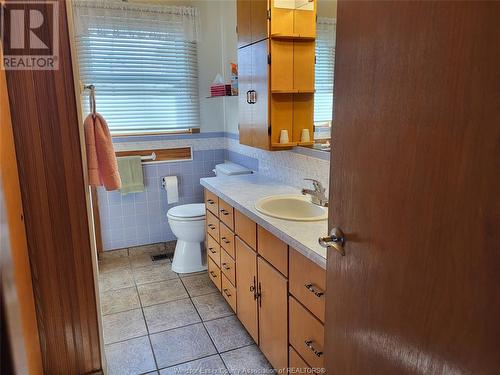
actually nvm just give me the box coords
[301,179,328,207]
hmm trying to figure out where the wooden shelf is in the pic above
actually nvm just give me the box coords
[271,89,315,94]
[297,141,314,147]
[271,142,297,149]
[270,33,315,41]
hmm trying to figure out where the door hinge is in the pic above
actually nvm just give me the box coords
[267,9,271,20]
[267,54,271,64]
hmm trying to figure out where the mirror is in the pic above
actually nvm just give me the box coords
[312,0,337,152]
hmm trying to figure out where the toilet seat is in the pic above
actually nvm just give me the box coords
[167,203,206,221]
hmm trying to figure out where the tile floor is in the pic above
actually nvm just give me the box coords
[98,243,273,375]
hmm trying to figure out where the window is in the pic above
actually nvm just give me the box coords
[73,2,200,135]
[314,18,336,125]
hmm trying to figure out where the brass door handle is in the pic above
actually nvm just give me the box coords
[304,283,324,297]
[305,340,323,357]
[319,227,346,256]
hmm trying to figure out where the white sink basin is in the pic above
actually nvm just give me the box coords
[255,194,328,221]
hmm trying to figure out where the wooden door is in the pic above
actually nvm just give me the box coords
[250,39,271,149]
[251,0,269,44]
[257,257,288,370]
[238,45,253,146]
[237,0,252,48]
[236,237,259,343]
[325,2,500,374]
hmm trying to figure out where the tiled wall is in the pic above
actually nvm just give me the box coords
[98,147,224,251]
[99,132,330,251]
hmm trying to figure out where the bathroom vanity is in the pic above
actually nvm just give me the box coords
[201,174,327,371]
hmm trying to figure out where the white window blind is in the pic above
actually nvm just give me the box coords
[315,18,336,124]
[73,1,201,135]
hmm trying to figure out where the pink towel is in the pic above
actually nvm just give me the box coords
[84,113,121,190]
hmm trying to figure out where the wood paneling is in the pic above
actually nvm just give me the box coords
[326,1,500,373]
[235,210,257,249]
[237,45,254,147]
[219,223,236,259]
[221,249,236,286]
[236,237,259,343]
[1,45,43,375]
[237,0,251,48]
[222,274,237,313]
[251,0,269,44]
[289,248,325,322]
[289,296,324,369]
[289,346,310,372]
[258,257,288,371]
[208,257,222,292]
[251,39,271,150]
[257,226,288,276]
[270,39,294,92]
[4,1,102,372]
[115,147,191,162]
[91,187,102,255]
[206,234,221,267]
[206,211,220,242]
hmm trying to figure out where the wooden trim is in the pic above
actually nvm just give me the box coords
[4,1,102,372]
[91,187,103,256]
[115,147,192,162]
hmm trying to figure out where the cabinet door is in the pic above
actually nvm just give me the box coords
[236,237,259,343]
[238,46,253,147]
[251,0,269,43]
[237,0,252,48]
[258,257,288,370]
[251,39,271,149]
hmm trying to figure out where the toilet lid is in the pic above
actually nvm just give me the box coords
[167,203,205,219]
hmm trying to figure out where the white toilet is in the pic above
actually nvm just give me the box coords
[167,203,207,273]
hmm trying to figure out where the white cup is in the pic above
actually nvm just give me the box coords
[301,128,311,143]
[279,129,289,144]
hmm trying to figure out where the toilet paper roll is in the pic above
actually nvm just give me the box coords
[162,176,179,204]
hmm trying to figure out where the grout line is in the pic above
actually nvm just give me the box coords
[156,353,227,374]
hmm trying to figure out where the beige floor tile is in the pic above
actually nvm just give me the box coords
[99,268,135,292]
[133,263,178,285]
[105,336,156,375]
[220,345,272,375]
[137,279,189,307]
[159,355,227,375]
[192,292,234,321]
[204,316,254,353]
[143,298,200,334]
[98,256,131,273]
[130,254,169,269]
[99,248,129,259]
[182,273,218,297]
[128,243,166,257]
[150,323,217,368]
[100,287,140,315]
[102,308,147,344]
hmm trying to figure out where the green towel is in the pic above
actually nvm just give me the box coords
[117,156,145,195]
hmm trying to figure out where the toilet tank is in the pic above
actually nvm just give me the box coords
[214,162,253,176]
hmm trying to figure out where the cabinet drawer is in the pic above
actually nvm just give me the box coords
[257,226,288,276]
[235,210,257,249]
[289,346,310,372]
[220,223,235,259]
[221,249,236,286]
[222,274,237,313]
[205,189,219,215]
[208,257,221,292]
[218,199,234,230]
[206,210,220,241]
[289,296,324,369]
[206,233,221,267]
[289,248,326,322]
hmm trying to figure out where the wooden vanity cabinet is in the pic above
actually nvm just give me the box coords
[237,0,268,49]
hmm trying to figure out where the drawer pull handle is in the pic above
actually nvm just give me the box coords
[305,340,323,357]
[209,271,217,278]
[208,224,216,230]
[258,282,262,307]
[208,247,216,254]
[220,209,230,216]
[207,199,215,204]
[250,276,257,300]
[222,263,231,271]
[221,237,231,244]
[305,283,324,297]
[223,288,232,297]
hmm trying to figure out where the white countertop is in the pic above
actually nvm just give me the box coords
[200,173,328,269]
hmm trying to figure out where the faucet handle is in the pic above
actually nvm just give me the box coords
[304,178,325,192]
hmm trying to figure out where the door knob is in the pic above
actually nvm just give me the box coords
[319,227,346,256]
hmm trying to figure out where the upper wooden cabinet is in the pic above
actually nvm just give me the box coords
[237,0,316,150]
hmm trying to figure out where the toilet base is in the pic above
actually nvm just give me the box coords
[171,240,207,274]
